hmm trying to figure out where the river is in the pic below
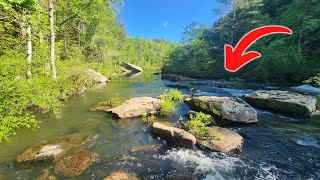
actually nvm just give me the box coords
[0,72,319,179]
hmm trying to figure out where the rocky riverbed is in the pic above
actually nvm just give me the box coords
[0,72,319,179]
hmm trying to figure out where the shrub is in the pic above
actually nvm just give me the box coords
[141,113,156,124]
[159,89,182,116]
[304,74,320,87]
[183,112,212,138]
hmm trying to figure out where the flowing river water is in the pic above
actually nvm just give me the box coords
[0,72,319,179]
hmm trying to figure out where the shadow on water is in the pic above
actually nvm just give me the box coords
[0,72,319,179]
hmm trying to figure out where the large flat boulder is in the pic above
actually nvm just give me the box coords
[16,133,94,163]
[185,96,258,125]
[197,127,244,153]
[152,123,196,148]
[53,150,98,177]
[121,62,143,73]
[107,97,161,119]
[242,90,317,118]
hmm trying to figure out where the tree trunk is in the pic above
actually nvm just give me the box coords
[26,19,32,78]
[49,0,57,79]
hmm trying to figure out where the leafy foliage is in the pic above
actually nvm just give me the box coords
[304,74,320,87]
[141,113,156,125]
[183,112,212,138]
[159,89,182,116]
[0,0,173,141]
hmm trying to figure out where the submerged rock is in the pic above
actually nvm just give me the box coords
[162,74,192,81]
[103,170,139,180]
[130,144,162,154]
[90,97,126,112]
[107,97,161,119]
[165,84,188,89]
[185,96,258,125]
[197,127,244,153]
[53,150,98,177]
[152,123,196,148]
[86,69,110,84]
[36,169,56,180]
[242,90,317,118]
[16,133,94,163]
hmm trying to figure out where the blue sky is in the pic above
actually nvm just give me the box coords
[119,0,222,42]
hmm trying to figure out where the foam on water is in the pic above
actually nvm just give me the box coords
[158,148,278,179]
[296,135,320,148]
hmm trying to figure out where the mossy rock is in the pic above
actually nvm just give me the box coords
[185,96,258,125]
[16,133,94,163]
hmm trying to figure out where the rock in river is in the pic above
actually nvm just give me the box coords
[16,133,94,163]
[130,144,162,154]
[107,97,161,119]
[54,150,98,177]
[152,122,196,148]
[162,74,192,81]
[185,96,258,124]
[86,69,110,84]
[197,126,244,153]
[103,170,139,180]
[121,62,143,73]
[242,90,317,118]
[36,169,56,180]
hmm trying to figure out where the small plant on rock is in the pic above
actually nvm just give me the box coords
[160,89,182,116]
[183,112,212,138]
[141,113,156,125]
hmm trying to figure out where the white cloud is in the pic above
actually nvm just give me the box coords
[162,21,169,28]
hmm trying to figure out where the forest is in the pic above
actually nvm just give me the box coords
[0,0,319,141]
[0,0,174,141]
[163,0,320,84]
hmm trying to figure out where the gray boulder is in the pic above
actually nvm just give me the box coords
[107,97,161,119]
[121,62,143,73]
[197,127,244,153]
[242,90,317,118]
[185,96,258,125]
[86,69,109,84]
[152,123,196,148]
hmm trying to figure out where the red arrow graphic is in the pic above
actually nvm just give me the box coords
[225,25,293,72]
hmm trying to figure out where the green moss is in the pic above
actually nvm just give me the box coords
[190,99,221,117]
[209,104,221,116]
[210,131,224,140]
